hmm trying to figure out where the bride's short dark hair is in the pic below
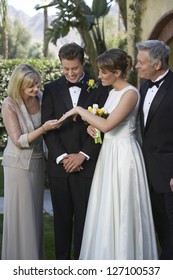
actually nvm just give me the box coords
[96,48,128,74]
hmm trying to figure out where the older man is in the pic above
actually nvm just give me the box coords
[136,40,173,259]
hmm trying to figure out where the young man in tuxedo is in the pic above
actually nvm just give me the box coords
[41,43,108,259]
[136,40,173,259]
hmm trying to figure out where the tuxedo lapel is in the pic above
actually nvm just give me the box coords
[145,87,168,131]
[140,83,148,134]
[77,85,88,106]
[77,76,90,107]
[61,84,74,111]
[144,70,172,133]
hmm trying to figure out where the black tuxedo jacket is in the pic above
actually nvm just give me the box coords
[41,74,109,178]
[140,70,173,192]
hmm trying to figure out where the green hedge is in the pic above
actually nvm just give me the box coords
[0,58,62,149]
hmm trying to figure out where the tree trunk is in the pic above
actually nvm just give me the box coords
[0,0,8,58]
[43,7,48,57]
[78,26,98,78]
[91,20,107,55]
[115,0,127,30]
[2,24,8,59]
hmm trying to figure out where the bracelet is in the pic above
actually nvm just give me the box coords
[42,125,47,134]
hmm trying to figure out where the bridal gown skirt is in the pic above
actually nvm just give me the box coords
[79,132,158,260]
[1,158,44,260]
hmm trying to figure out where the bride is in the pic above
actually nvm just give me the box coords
[57,48,158,260]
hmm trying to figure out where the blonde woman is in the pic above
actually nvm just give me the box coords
[1,63,59,259]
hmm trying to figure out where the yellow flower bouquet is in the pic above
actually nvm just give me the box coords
[87,104,109,144]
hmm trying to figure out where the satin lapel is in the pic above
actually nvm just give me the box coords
[140,83,148,135]
[77,87,88,107]
[77,77,89,107]
[140,70,173,133]
[145,87,167,131]
[61,84,73,110]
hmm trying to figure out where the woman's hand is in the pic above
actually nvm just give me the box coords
[87,125,97,138]
[42,119,60,133]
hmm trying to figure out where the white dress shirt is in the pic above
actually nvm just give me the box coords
[69,86,81,107]
[143,70,169,126]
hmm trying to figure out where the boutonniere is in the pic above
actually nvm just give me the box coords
[87,79,98,92]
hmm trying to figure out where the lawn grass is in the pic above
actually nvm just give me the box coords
[44,213,55,259]
[0,213,55,259]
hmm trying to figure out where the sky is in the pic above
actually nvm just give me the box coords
[7,0,93,16]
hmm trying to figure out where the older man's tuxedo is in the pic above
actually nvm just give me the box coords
[41,74,109,259]
[139,69,173,259]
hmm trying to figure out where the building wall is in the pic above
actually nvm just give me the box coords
[141,0,173,41]
[127,0,173,70]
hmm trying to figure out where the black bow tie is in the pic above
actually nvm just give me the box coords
[148,76,165,88]
[66,80,83,88]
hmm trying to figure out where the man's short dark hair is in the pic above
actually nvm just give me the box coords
[59,43,84,64]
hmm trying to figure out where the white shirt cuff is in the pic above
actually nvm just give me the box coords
[56,153,67,164]
[79,151,90,160]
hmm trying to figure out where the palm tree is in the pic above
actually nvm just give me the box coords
[43,7,48,57]
[115,0,127,29]
[35,0,50,58]
[35,0,113,78]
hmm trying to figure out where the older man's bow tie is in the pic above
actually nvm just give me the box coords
[148,76,165,88]
[67,80,83,88]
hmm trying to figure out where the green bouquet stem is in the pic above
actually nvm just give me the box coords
[94,129,102,144]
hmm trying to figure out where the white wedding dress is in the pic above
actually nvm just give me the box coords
[79,86,158,260]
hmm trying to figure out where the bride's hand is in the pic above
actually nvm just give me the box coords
[57,107,79,125]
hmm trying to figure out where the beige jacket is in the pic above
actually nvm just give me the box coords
[2,94,42,170]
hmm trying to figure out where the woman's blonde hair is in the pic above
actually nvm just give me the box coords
[7,63,41,99]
